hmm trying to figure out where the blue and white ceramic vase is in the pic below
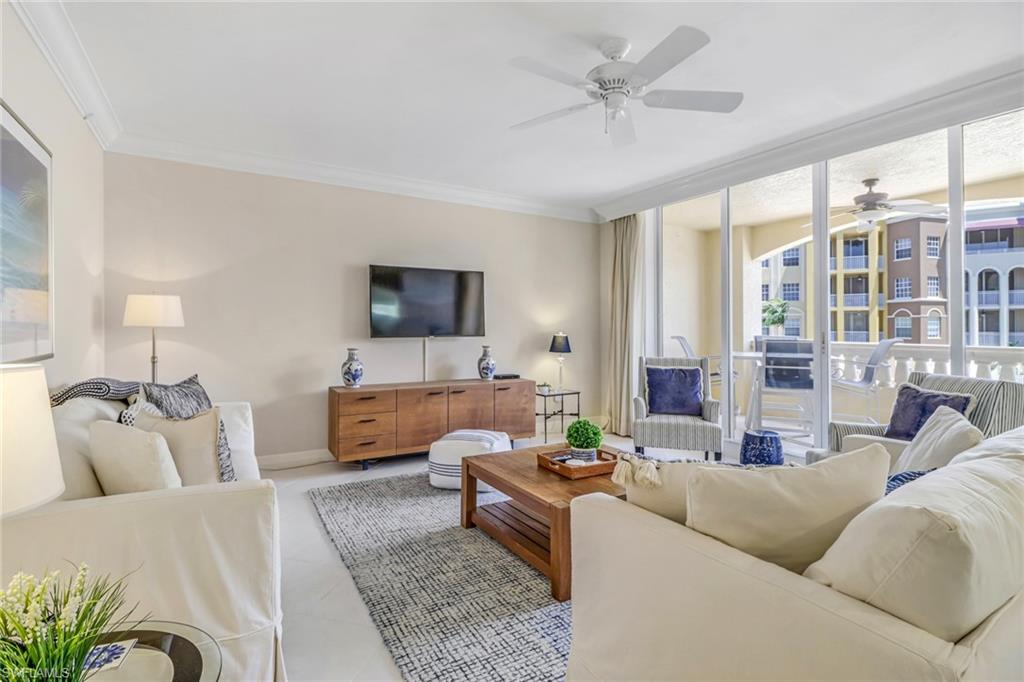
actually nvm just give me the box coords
[342,348,364,388]
[740,429,784,466]
[477,345,496,380]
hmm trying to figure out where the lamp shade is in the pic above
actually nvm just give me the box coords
[1,364,64,517]
[549,333,572,354]
[123,294,184,328]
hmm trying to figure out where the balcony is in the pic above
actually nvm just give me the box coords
[844,293,869,307]
[829,294,837,307]
[966,241,1010,253]
[878,255,885,269]
[977,331,1001,346]
[1010,290,1024,307]
[878,293,886,306]
[829,257,836,271]
[977,291,1000,306]
[1011,332,1024,347]
[844,331,869,342]
[844,255,869,270]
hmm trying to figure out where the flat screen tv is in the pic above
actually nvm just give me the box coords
[369,265,485,338]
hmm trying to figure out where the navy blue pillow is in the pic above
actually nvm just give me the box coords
[646,367,703,416]
[884,384,973,441]
[885,469,935,495]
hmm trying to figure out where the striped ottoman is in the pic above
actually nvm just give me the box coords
[428,429,512,490]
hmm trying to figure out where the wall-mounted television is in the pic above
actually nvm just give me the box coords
[369,265,485,338]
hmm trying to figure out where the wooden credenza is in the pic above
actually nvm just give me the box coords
[328,378,536,466]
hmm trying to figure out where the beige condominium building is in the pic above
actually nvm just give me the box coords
[761,199,1024,347]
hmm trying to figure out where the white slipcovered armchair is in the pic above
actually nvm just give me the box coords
[632,356,722,460]
[0,398,287,681]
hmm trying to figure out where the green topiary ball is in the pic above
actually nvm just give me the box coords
[565,418,603,450]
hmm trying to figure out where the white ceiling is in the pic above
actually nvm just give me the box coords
[37,2,1024,221]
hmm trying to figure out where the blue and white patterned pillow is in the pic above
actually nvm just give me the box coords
[885,469,935,495]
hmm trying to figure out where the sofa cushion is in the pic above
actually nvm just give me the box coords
[884,383,975,441]
[804,455,1024,642]
[685,445,890,573]
[646,367,703,416]
[892,406,984,473]
[949,425,1024,465]
[90,421,182,495]
[133,408,223,486]
[50,397,126,500]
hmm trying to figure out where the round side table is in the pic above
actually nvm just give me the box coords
[740,429,784,466]
[90,620,221,681]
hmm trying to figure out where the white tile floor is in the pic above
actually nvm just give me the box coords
[268,431,743,681]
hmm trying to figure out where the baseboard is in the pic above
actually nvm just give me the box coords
[258,448,333,471]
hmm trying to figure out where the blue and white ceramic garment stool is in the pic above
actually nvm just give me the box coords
[428,430,511,491]
[740,429,784,465]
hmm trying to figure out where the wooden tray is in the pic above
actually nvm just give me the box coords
[537,445,622,479]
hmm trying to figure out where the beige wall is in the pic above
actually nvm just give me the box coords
[2,3,105,385]
[103,153,601,458]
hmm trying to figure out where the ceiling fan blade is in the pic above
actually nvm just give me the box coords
[509,56,593,90]
[510,101,596,130]
[887,200,946,214]
[631,25,710,86]
[609,108,637,147]
[642,89,743,113]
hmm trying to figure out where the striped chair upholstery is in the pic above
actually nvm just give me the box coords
[632,357,722,454]
[829,372,1024,451]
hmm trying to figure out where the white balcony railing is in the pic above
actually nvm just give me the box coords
[1010,332,1024,347]
[844,255,869,270]
[977,331,1001,346]
[878,293,886,306]
[966,241,1010,253]
[977,291,1000,306]
[1009,290,1024,306]
[829,342,1024,387]
[878,255,885,269]
[844,293,869,307]
[844,331,870,342]
[829,294,837,307]
[829,257,836,271]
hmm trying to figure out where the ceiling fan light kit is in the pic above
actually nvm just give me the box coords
[510,25,743,146]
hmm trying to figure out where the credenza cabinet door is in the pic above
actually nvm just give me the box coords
[494,380,536,437]
[448,384,495,431]
[397,387,449,451]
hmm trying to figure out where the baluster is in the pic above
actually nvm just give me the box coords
[967,359,978,378]
[924,357,936,375]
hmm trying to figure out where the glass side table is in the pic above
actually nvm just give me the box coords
[536,388,581,443]
[91,620,221,681]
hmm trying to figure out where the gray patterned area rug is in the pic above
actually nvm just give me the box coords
[309,473,571,681]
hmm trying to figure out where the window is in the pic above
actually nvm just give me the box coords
[927,276,941,297]
[782,248,800,266]
[928,315,942,339]
[894,277,912,300]
[927,236,941,258]
[784,318,801,337]
[894,238,912,260]
[761,284,770,302]
[782,283,800,301]
[761,259,769,268]
[895,316,913,339]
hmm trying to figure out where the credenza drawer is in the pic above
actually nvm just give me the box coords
[338,412,396,437]
[337,389,397,415]
[337,434,397,460]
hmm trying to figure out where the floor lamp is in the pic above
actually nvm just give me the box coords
[123,294,185,383]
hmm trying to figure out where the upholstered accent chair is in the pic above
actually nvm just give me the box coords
[632,356,722,460]
[829,371,1024,453]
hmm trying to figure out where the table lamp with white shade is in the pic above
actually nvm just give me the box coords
[1,364,65,517]
[123,294,184,383]
[549,332,572,390]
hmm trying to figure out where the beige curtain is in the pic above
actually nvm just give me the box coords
[605,213,644,436]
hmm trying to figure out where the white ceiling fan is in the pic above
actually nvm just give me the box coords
[837,178,948,226]
[509,26,743,147]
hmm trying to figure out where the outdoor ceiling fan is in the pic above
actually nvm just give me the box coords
[509,25,744,147]
[837,178,948,225]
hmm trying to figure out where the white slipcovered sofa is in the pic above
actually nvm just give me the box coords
[0,396,287,681]
[568,427,1024,681]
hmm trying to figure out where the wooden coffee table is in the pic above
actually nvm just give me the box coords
[460,443,625,601]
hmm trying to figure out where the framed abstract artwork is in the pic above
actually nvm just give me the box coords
[1,100,54,362]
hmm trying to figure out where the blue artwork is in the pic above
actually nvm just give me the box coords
[1,103,53,362]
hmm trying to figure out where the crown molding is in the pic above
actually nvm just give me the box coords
[109,133,600,223]
[9,0,122,147]
[594,63,1024,222]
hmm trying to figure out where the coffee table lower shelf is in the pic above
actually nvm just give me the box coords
[472,500,553,578]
